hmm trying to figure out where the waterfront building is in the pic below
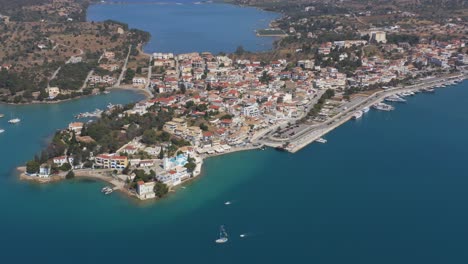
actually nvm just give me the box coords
[136,181,156,199]
[68,122,83,135]
[46,87,60,99]
[95,154,128,169]
[153,52,174,60]
[38,166,51,178]
[132,77,147,86]
[157,166,189,187]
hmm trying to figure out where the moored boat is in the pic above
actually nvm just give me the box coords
[422,88,435,93]
[352,111,363,120]
[385,95,406,103]
[362,107,370,113]
[316,138,327,143]
[372,102,394,111]
[0,113,4,118]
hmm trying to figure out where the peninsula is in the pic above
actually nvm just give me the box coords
[10,0,468,201]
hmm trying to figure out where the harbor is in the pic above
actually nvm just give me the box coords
[258,73,467,153]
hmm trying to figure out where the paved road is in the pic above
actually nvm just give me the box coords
[145,55,154,97]
[258,73,467,150]
[116,45,132,86]
[81,69,94,91]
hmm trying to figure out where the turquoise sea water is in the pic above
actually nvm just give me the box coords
[1,81,468,263]
[86,1,280,54]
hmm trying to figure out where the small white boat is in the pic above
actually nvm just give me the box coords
[8,118,20,124]
[352,111,363,120]
[372,103,394,111]
[215,225,229,244]
[102,186,114,194]
[0,113,4,118]
[362,107,370,113]
[316,138,327,144]
[422,88,435,93]
[240,234,246,238]
[224,201,231,205]
[0,129,4,133]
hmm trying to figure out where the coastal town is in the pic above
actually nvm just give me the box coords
[0,0,466,201]
[19,35,468,200]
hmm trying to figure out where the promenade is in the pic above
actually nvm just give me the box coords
[259,73,467,153]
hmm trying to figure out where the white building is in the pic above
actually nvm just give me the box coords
[53,156,68,166]
[38,166,51,178]
[152,53,174,60]
[157,166,189,187]
[68,122,83,135]
[370,31,387,43]
[132,77,147,86]
[136,181,156,199]
[46,87,60,99]
[243,103,260,117]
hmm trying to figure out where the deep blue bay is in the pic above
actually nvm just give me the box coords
[1,81,468,263]
[87,1,280,54]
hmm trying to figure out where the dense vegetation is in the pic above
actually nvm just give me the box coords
[306,89,335,118]
[49,62,94,90]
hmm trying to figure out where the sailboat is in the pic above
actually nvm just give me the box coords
[215,225,228,244]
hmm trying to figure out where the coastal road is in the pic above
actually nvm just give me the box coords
[48,66,62,87]
[145,55,154,97]
[259,73,467,152]
[251,89,326,143]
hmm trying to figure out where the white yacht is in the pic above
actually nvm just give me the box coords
[8,118,21,124]
[215,225,229,244]
[385,95,406,103]
[316,138,327,144]
[372,103,394,111]
[0,129,4,134]
[362,107,370,113]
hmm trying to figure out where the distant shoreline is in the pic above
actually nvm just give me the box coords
[0,87,150,106]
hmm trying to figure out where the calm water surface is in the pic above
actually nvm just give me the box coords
[87,0,280,54]
[1,82,467,263]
